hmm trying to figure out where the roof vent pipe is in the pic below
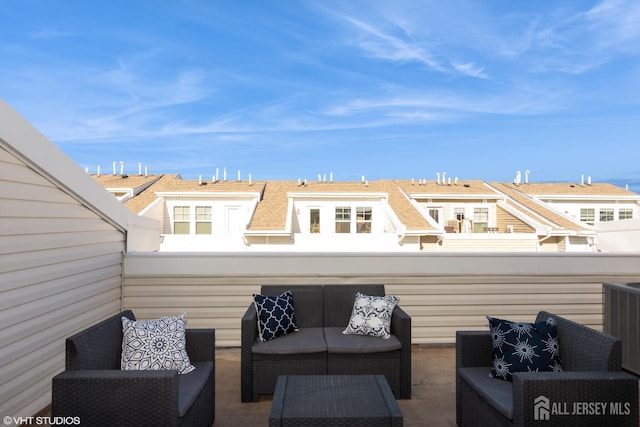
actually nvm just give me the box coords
[581,174,584,186]
[442,172,446,186]
[454,177,458,185]
[588,176,592,185]
[120,161,124,176]
[525,170,530,184]
[436,172,441,185]
[112,162,116,175]
[97,165,101,177]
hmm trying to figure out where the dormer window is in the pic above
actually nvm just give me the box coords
[356,207,372,233]
[310,208,321,233]
[335,207,351,233]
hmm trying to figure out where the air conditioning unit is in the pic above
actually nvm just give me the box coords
[603,282,640,375]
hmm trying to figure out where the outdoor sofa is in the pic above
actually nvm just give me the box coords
[456,310,639,426]
[241,284,411,402]
[52,310,215,427]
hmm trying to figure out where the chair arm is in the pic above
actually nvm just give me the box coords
[391,305,412,399]
[512,371,639,426]
[455,330,493,369]
[241,304,258,402]
[185,328,215,362]
[52,369,180,427]
[391,306,411,346]
[241,304,258,346]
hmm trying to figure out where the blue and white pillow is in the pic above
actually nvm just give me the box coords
[253,291,299,342]
[121,313,195,374]
[487,316,562,381]
[343,293,399,339]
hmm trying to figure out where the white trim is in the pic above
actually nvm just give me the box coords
[0,100,132,232]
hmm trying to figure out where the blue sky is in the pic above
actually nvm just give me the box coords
[1,1,639,191]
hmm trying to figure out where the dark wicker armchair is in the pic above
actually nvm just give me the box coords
[52,310,215,427]
[241,284,412,402]
[456,311,639,426]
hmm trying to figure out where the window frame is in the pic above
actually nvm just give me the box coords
[356,207,372,233]
[173,205,191,234]
[335,206,351,233]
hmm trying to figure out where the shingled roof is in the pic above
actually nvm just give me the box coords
[488,182,592,233]
[246,180,436,233]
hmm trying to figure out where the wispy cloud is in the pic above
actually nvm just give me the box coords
[452,62,489,79]
[30,27,74,40]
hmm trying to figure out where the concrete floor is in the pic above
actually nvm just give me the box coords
[215,345,457,427]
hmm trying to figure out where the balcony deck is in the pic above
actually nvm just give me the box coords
[215,345,456,426]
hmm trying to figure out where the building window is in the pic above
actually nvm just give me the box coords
[619,209,633,220]
[454,207,465,221]
[356,207,372,233]
[335,207,351,233]
[473,208,488,233]
[580,208,595,225]
[310,208,320,233]
[195,206,212,234]
[173,206,190,234]
[599,208,614,222]
[428,208,440,224]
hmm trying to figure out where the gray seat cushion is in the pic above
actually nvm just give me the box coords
[458,367,514,419]
[178,361,213,417]
[252,327,327,355]
[324,327,402,353]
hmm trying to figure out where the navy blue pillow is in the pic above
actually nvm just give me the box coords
[253,291,299,342]
[487,316,562,381]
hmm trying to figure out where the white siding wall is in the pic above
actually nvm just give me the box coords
[0,147,125,420]
[123,252,640,347]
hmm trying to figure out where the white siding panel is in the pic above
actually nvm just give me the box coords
[0,146,126,420]
[0,230,124,255]
[123,252,640,347]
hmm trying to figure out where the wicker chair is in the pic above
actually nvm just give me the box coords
[241,284,412,402]
[52,310,215,427]
[456,311,639,426]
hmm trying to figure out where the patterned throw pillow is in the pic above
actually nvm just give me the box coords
[121,313,195,374]
[343,293,399,339]
[487,316,562,381]
[253,291,299,342]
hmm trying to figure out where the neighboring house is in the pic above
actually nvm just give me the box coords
[101,172,639,253]
[91,173,163,202]
[513,181,639,225]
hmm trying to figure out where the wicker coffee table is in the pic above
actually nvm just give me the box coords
[269,375,403,426]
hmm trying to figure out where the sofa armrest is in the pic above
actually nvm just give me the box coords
[52,369,180,426]
[185,328,215,363]
[456,330,493,370]
[512,371,639,426]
